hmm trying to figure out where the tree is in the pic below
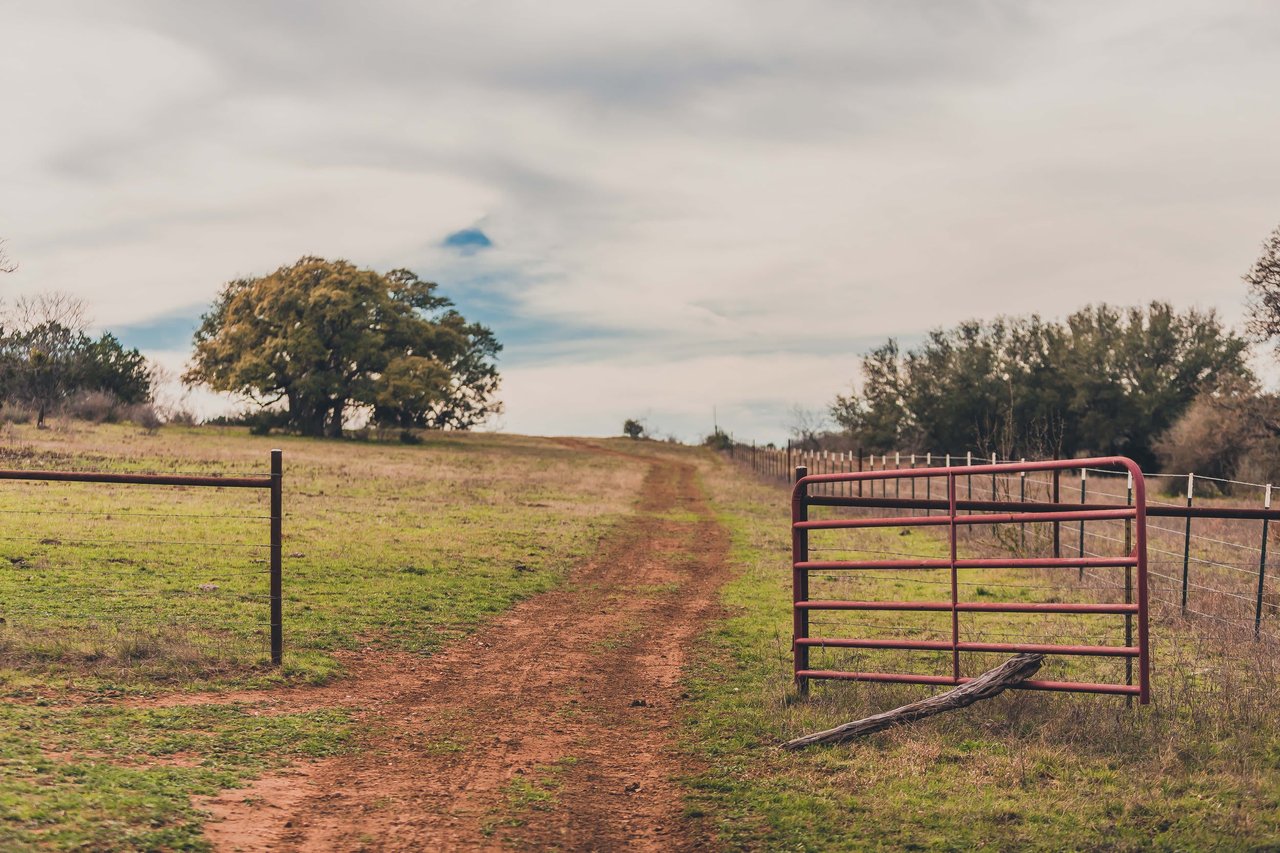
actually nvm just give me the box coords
[623,418,647,440]
[79,333,154,404]
[1245,222,1280,347]
[0,321,81,426]
[831,339,910,452]
[184,257,502,437]
[0,294,154,426]
[787,405,828,451]
[832,303,1249,469]
[0,239,15,274]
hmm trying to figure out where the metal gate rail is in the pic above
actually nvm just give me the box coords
[791,456,1149,703]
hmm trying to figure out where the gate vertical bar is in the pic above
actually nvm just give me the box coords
[948,471,960,683]
[269,448,283,666]
[1132,465,1150,704]
[1125,472,1134,693]
[1182,473,1194,614]
[1257,485,1272,637]
[793,465,810,697]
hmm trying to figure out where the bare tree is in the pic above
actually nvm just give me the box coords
[4,292,90,333]
[0,293,93,428]
[0,240,14,274]
[788,404,828,451]
[1245,222,1280,346]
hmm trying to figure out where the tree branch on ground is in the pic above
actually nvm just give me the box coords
[782,654,1044,750]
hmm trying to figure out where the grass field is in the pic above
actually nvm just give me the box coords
[2,423,1278,849]
[0,422,651,849]
[687,464,1280,850]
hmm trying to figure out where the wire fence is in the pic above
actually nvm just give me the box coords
[727,442,1279,644]
[0,452,282,675]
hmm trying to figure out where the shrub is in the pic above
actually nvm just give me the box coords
[0,403,33,424]
[1155,377,1280,487]
[164,407,198,426]
[64,390,121,423]
[124,403,162,433]
[703,429,732,451]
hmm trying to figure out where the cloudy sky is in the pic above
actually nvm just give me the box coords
[3,1,1279,442]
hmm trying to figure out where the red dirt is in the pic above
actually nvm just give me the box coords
[192,446,729,851]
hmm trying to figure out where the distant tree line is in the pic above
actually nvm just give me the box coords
[0,294,154,427]
[831,302,1249,471]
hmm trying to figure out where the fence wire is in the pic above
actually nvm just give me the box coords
[729,443,1280,641]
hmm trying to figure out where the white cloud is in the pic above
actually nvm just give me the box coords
[2,1,1278,442]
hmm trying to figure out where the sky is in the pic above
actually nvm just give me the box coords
[2,1,1279,443]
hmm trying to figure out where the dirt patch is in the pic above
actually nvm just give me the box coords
[195,444,729,851]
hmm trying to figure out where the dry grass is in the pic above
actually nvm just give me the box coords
[685,457,1280,850]
[0,423,648,689]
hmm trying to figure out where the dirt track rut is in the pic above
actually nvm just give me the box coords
[196,446,728,851]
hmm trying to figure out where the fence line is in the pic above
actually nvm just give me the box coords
[0,449,284,665]
[725,442,1277,640]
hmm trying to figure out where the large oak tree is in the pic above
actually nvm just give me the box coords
[184,257,501,437]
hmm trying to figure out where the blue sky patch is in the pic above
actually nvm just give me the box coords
[112,308,203,352]
[442,228,493,255]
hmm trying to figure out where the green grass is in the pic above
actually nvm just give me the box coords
[0,700,352,850]
[0,422,652,849]
[0,423,648,690]
[685,460,1280,851]
[481,756,581,839]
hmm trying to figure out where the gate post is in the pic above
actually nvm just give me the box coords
[1130,465,1150,704]
[793,465,809,697]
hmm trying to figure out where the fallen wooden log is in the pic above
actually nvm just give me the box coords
[782,653,1044,750]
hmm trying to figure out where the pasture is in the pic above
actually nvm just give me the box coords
[687,464,1280,850]
[0,423,648,848]
[0,423,1275,849]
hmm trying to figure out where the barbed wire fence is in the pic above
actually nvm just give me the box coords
[0,452,282,680]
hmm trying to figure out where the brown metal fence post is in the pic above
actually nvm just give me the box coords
[895,452,901,501]
[990,453,998,497]
[966,451,973,516]
[925,452,932,516]
[1052,466,1061,558]
[1182,473,1194,614]
[793,465,810,697]
[270,448,283,666]
[1257,484,1272,637]
[1078,468,1087,575]
[1019,462,1027,551]
[991,453,999,547]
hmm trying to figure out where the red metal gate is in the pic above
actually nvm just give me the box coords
[791,456,1149,703]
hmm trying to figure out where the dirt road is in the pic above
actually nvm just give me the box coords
[197,446,729,850]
